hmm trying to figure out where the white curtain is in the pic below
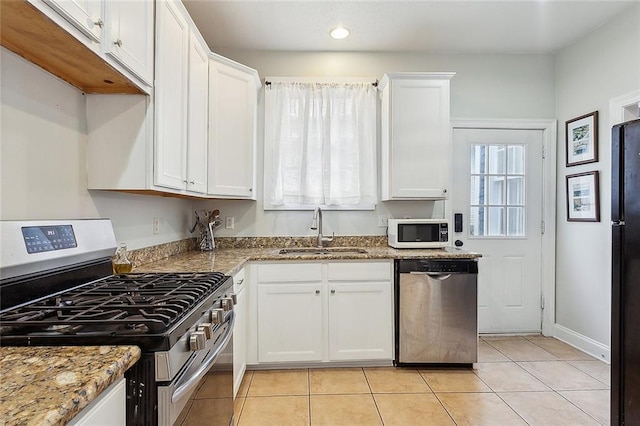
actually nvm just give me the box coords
[269,82,377,207]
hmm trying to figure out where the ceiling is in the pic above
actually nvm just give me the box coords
[183,0,637,54]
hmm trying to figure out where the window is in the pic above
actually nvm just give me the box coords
[469,144,526,237]
[263,79,377,210]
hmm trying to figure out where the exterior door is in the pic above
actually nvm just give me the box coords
[452,128,544,333]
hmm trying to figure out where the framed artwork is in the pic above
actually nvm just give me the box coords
[566,111,598,166]
[566,171,600,222]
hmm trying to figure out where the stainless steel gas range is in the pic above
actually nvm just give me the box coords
[0,219,235,426]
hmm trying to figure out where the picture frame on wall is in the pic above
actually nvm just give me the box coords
[566,111,598,166]
[566,171,600,222]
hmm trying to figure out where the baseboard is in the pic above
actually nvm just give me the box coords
[553,324,610,363]
[247,359,393,370]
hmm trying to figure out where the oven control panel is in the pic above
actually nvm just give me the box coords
[21,225,77,253]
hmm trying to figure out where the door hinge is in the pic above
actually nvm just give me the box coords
[541,221,545,235]
[542,145,546,159]
[541,295,545,310]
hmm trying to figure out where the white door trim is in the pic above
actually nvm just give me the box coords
[451,119,557,336]
[609,89,640,126]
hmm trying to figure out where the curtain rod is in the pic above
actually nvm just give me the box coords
[265,80,378,87]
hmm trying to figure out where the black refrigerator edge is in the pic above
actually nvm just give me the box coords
[612,117,640,425]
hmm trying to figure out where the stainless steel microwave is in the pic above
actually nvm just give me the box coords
[387,219,449,248]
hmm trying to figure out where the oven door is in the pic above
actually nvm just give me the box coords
[157,312,235,426]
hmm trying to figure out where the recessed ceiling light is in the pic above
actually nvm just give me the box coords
[330,26,350,40]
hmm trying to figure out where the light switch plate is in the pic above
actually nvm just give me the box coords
[226,217,235,229]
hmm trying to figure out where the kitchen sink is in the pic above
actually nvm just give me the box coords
[278,247,368,255]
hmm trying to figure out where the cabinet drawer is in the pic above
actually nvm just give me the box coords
[327,261,392,281]
[257,263,322,283]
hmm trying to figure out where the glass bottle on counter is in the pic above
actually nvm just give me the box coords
[113,242,133,274]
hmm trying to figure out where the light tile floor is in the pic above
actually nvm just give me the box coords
[234,336,610,425]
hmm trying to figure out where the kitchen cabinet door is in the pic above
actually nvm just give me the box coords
[68,378,125,425]
[154,0,189,191]
[104,0,154,86]
[186,31,209,194]
[257,283,323,363]
[328,281,393,361]
[380,72,455,200]
[208,57,260,199]
[232,269,247,397]
[43,0,103,43]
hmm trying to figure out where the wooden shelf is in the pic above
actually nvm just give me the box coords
[1,1,144,94]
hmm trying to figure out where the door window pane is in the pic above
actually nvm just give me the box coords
[469,143,526,237]
[470,206,483,237]
[508,145,525,174]
[488,176,505,204]
[488,145,506,174]
[487,207,505,236]
[507,207,525,236]
[470,145,486,174]
[507,176,524,205]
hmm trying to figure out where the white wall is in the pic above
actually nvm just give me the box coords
[199,51,556,237]
[554,4,640,359]
[0,48,193,249]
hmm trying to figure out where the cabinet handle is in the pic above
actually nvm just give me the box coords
[189,181,195,185]
[94,19,104,28]
[315,290,320,295]
[249,188,253,192]
[114,39,123,47]
[330,289,336,294]
[443,188,447,193]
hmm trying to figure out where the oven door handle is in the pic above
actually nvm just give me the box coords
[171,311,235,403]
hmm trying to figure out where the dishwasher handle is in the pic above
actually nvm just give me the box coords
[407,271,452,280]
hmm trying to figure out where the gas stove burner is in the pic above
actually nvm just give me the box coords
[45,324,84,334]
[0,271,231,345]
[122,294,156,304]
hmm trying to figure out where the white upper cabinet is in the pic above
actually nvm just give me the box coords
[85,0,262,200]
[186,31,210,194]
[208,56,260,199]
[27,0,152,93]
[380,72,455,200]
[154,0,190,191]
[43,0,103,43]
[104,0,154,86]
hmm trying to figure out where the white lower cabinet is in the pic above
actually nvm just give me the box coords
[255,261,393,364]
[328,281,393,361]
[258,283,324,363]
[68,378,125,425]
[232,268,247,397]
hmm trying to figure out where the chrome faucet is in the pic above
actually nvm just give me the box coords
[311,207,334,248]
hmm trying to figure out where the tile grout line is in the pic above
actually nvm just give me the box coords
[554,388,608,425]
[492,390,535,425]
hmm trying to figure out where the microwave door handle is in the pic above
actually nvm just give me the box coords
[171,311,235,403]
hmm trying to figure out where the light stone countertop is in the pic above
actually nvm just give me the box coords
[0,242,478,426]
[134,246,481,276]
[0,346,140,426]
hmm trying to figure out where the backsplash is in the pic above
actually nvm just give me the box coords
[127,239,196,268]
[213,236,388,249]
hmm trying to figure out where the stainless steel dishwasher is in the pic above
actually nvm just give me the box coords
[395,259,478,366]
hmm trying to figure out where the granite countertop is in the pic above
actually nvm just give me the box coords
[0,346,141,426]
[134,245,481,276]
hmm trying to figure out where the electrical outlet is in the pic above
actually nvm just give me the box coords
[225,216,235,229]
[378,215,389,227]
[152,217,160,234]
